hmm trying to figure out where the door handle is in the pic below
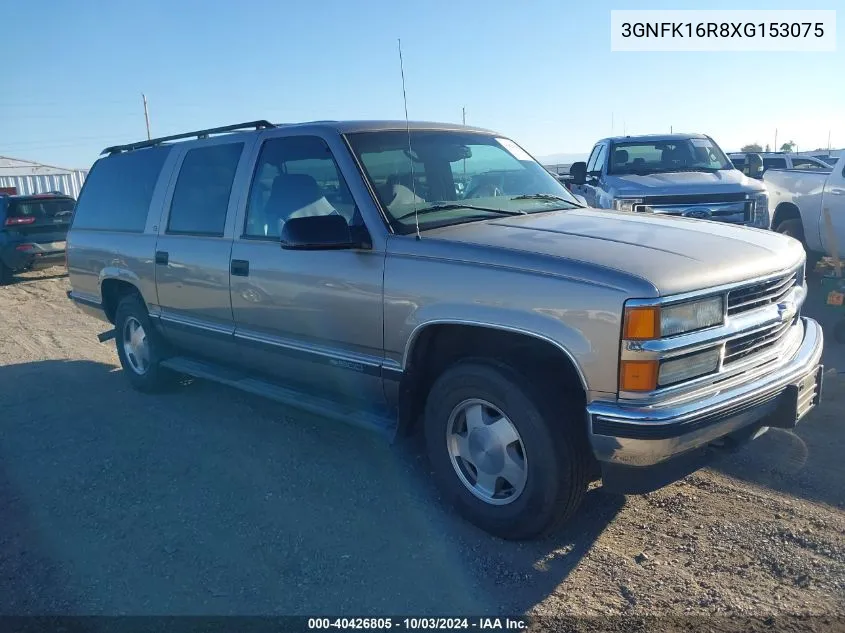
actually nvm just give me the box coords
[231,259,249,277]
[155,251,169,265]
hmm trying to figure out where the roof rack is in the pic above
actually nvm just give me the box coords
[102,120,276,155]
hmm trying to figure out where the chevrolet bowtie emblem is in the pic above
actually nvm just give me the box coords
[777,300,797,323]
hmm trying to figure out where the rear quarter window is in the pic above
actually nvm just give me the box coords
[72,146,171,232]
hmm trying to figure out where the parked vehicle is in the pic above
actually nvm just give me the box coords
[729,152,832,176]
[764,155,845,268]
[570,134,770,228]
[0,191,75,284]
[67,120,823,540]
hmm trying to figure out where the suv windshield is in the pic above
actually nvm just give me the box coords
[346,130,582,233]
[608,138,733,175]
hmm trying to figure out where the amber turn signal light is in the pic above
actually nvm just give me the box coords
[620,360,659,392]
[623,306,660,340]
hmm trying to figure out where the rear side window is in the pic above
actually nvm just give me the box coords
[72,146,171,232]
[167,143,244,236]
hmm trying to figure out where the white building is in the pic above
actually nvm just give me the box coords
[0,156,89,199]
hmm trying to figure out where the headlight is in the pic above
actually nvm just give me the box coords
[623,296,724,340]
[612,198,643,213]
[751,192,770,228]
[658,348,721,387]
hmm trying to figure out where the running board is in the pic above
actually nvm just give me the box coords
[160,356,396,437]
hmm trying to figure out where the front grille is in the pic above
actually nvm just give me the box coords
[727,272,797,316]
[723,320,794,365]
[637,193,748,206]
[634,197,751,224]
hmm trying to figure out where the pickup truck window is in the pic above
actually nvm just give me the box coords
[763,157,787,170]
[608,138,732,175]
[590,145,607,175]
[585,145,601,173]
[244,135,356,239]
[167,143,243,236]
[791,158,828,170]
[71,145,171,233]
[347,130,580,234]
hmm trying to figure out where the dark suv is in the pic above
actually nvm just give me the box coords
[0,192,75,284]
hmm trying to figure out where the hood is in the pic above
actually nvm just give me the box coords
[423,208,803,297]
[605,169,763,197]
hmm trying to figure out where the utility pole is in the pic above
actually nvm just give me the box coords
[142,93,151,140]
[828,130,832,152]
[670,125,673,134]
[462,106,466,126]
[774,128,778,152]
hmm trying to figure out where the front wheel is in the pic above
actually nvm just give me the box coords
[114,294,174,392]
[423,361,588,540]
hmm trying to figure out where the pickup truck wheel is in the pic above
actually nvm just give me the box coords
[424,361,588,540]
[775,219,821,271]
[114,294,173,392]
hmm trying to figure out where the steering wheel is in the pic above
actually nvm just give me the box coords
[463,183,504,199]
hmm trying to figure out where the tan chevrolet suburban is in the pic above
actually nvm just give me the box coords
[66,120,824,540]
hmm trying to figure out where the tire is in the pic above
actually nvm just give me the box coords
[775,218,821,272]
[423,360,588,540]
[0,262,13,286]
[113,293,174,392]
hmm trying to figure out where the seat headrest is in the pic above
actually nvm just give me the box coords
[268,173,322,209]
[613,149,629,165]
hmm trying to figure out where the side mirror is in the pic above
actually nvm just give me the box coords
[280,214,369,251]
[570,161,587,186]
[746,153,764,179]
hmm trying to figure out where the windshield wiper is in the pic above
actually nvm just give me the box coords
[395,204,525,221]
[510,194,583,207]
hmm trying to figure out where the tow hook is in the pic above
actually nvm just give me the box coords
[97,329,116,343]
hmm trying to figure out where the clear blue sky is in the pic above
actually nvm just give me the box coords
[1,0,841,168]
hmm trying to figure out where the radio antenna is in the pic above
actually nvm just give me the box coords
[398,38,420,240]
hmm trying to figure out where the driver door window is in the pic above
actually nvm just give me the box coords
[243,135,357,239]
[589,145,606,176]
[585,145,601,173]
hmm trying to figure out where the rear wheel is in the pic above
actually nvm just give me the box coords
[114,294,174,392]
[423,360,588,540]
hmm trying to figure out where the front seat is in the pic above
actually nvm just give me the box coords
[264,173,334,236]
[612,149,629,170]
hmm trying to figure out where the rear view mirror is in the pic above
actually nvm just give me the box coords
[746,153,764,179]
[280,215,369,251]
[569,162,587,186]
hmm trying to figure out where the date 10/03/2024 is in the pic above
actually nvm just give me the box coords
[307,617,529,630]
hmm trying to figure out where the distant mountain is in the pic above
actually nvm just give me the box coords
[534,152,589,166]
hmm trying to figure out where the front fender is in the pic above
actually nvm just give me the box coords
[401,305,592,393]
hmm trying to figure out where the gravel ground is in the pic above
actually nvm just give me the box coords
[0,267,843,629]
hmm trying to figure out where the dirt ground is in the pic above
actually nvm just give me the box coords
[0,267,842,629]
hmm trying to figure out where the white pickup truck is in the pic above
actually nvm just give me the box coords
[764,154,845,268]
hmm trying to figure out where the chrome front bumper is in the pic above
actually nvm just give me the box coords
[587,317,824,470]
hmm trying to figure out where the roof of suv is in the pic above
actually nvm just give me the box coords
[102,119,499,155]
